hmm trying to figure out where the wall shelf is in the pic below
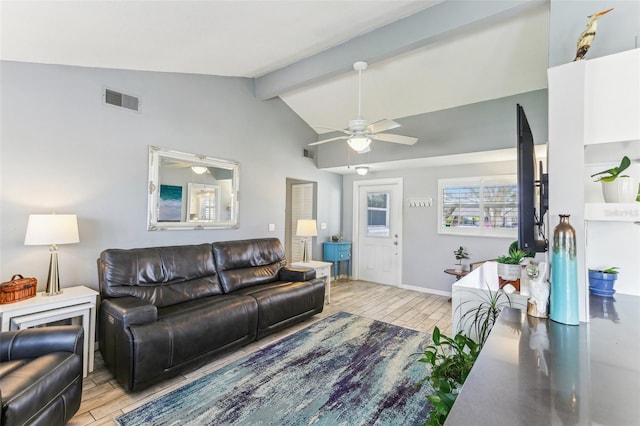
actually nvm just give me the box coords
[584,203,640,222]
[549,48,640,318]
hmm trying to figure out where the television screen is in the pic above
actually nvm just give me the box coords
[517,104,548,253]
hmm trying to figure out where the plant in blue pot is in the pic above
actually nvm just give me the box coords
[588,267,619,297]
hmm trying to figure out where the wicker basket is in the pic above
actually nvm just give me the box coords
[0,274,38,304]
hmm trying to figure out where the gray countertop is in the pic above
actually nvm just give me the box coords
[445,294,640,426]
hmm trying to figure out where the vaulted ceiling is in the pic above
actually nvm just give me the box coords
[1,0,549,144]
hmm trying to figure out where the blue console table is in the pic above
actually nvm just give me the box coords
[323,241,351,281]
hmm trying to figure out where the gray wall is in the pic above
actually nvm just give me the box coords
[343,160,530,294]
[334,90,548,294]
[0,61,342,292]
[549,0,640,67]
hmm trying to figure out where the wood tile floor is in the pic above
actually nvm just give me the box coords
[69,280,451,425]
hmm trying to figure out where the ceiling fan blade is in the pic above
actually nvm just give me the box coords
[367,119,400,134]
[163,160,192,168]
[373,133,418,145]
[312,126,351,135]
[308,135,349,146]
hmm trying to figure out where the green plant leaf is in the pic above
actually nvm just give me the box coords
[591,167,618,179]
[619,155,631,173]
[417,326,481,426]
[599,175,617,183]
[432,327,441,345]
[591,156,631,181]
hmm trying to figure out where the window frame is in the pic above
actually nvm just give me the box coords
[437,175,518,238]
[366,191,391,238]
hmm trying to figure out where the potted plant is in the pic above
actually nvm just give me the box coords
[496,243,530,290]
[588,266,619,297]
[418,285,511,425]
[457,287,513,347]
[591,156,638,203]
[417,327,480,426]
[453,246,469,273]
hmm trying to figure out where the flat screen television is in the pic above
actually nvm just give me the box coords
[517,104,548,254]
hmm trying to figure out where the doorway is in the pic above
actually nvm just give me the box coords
[285,179,317,263]
[353,178,403,286]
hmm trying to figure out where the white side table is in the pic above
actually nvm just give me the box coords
[291,260,333,303]
[0,286,98,377]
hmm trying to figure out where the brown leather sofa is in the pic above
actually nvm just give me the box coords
[0,325,84,426]
[98,238,324,391]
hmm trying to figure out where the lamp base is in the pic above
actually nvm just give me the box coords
[44,248,62,296]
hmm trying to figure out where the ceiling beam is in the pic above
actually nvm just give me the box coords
[254,0,546,100]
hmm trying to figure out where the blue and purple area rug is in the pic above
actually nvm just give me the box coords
[116,311,432,425]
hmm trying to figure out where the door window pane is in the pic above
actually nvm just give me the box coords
[367,192,390,237]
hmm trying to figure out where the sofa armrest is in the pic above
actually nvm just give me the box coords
[0,325,83,361]
[279,266,316,282]
[101,297,158,328]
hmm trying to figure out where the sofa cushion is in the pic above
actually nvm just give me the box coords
[0,360,28,378]
[231,280,325,333]
[212,238,287,293]
[99,244,223,307]
[122,295,258,390]
[156,295,258,362]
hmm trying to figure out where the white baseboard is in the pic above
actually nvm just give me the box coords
[400,284,451,297]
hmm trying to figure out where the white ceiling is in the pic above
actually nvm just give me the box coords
[1,0,549,145]
[0,1,437,77]
[283,5,549,134]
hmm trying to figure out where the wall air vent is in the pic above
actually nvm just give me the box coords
[303,149,314,160]
[103,88,140,112]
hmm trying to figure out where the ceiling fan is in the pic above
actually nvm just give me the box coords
[162,159,210,174]
[309,61,418,154]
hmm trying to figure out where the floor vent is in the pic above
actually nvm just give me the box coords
[103,88,140,112]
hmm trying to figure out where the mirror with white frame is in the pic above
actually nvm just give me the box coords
[147,146,240,230]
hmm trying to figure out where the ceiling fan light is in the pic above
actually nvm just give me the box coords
[355,166,369,176]
[191,166,208,175]
[347,135,371,152]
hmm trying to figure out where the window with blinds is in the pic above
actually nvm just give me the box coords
[438,175,518,237]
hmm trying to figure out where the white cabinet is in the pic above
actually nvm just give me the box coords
[548,48,640,321]
[584,203,640,221]
[451,262,528,339]
[584,49,640,146]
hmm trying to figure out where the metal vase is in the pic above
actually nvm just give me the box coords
[550,214,579,325]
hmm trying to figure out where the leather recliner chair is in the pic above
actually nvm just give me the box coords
[0,325,84,426]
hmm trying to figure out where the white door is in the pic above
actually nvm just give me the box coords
[354,178,403,286]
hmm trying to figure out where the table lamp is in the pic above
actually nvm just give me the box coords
[296,219,317,263]
[24,213,79,295]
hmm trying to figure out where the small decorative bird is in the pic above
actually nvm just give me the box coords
[574,8,613,61]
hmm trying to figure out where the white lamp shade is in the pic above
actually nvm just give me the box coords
[24,214,80,245]
[347,135,371,152]
[296,219,318,237]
